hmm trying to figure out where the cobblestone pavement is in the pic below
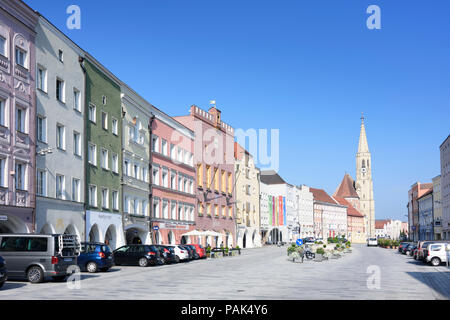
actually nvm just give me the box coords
[0,244,449,300]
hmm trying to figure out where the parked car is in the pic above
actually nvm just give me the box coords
[398,242,412,253]
[407,244,417,256]
[77,242,113,273]
[413,247,419,260]
[0,234,79,284]
[401,243,414,255]
[424,242,450,266]
[367,238,378,247]
[168,245,189,262]
[418,240,450,261]
[113,245,160,267]
[303,237,315,244]
[187,243,206,259]
[0,255,7,289]
[179,244,197,260]
[154,245,176,264]
[185,244,200,259]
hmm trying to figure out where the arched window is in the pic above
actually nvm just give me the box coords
[367,160,370,168]
[362,160,366,168]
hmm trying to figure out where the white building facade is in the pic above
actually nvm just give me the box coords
[35,16,85,240]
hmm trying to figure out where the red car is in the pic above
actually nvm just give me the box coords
[187,244,206,259]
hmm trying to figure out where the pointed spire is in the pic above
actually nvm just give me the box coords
[358,113,370,153]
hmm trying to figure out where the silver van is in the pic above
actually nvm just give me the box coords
[0,234,80,283]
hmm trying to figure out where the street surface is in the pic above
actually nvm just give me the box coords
[0,245,449,300]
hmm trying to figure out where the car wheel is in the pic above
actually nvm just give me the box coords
[27,266,44,284]
[139,257,148,267]
[406,251,410,256]
[431,257,441,266]
[86,262,98,273]
[175,256,180,263]
[52,275,67,282]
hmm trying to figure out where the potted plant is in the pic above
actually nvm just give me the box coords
[315,247,325,262]
[206,246,211,258]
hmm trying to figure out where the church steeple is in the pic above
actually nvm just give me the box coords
[358,113,370,154]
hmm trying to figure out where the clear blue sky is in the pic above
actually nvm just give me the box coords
[25,0,450,222]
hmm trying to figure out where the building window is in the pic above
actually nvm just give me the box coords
[171,202,177,220]
[101,149,109,170]
[170,171,176,189]
[228,173,232,194]
[112,153,118,173]
[178,148,183,163]
[73,131,81,156]
[102,112,108,130]
[142,167,148,182]
[112,118,118,135]
[56,78,65,103]
[162,169,168,188]
[178,176,183,192]
[197,164,203,188]
[163,200,169,219]
[198,202,203,216]
[134,198,139,214]
[101,188,109,209]
[0,36,6,57]
[214,205,219,217]
[88,104,96,123]
[112,191,119,210]
[88,143,97,166]
[72,178,80,202]
[153,198,160,218]
[15,47,26,67]
[73,89,81,112]
[178,205,183,221]
[142,200,148,216]
[37,67,47,92]
[124,196,130,213]
[15,162,25,190]
[221,170,226,193]
[153,167,160,186]
[152,135,159,153]
[161,139,168,156]
[56,124,65,150]
[58,50,64,62]
[36,169,46,196]
[0,99,5,127]
[16,107,26,133]
[102,96,107,105]
[37,116,47,143]
[206,166,211,189]
[89,185,97,207]
[56,174,65,200]
[214,168,219,191]
[170,144,176,160]
[133,164,139,179]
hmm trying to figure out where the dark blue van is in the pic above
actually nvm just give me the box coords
[77,242,113,273]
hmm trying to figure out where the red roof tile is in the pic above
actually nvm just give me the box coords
[310,188,338,205]
[333,196,364,217]
[333,174,359,198]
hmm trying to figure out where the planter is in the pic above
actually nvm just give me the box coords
[314,253,323,262]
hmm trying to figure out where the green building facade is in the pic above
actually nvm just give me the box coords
[83,56,125,249]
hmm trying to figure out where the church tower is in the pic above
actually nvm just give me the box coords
[355,114,375,237]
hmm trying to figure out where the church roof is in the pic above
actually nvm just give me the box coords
[333,196,364,217]
[260,170,286,185]
[358,114,370,153]
[333,174,359,199]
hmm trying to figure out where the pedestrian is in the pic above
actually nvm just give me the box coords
[220,241,224,248]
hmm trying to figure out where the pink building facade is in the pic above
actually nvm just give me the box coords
[175,104,236,247]
[0,0,38,234]
[150,114,197,245]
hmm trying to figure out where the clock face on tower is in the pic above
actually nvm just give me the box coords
[361,167,367,174]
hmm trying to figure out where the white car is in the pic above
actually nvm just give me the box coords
[169,245,189,262]
[367,238,378,247]
[425,243,450,266]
